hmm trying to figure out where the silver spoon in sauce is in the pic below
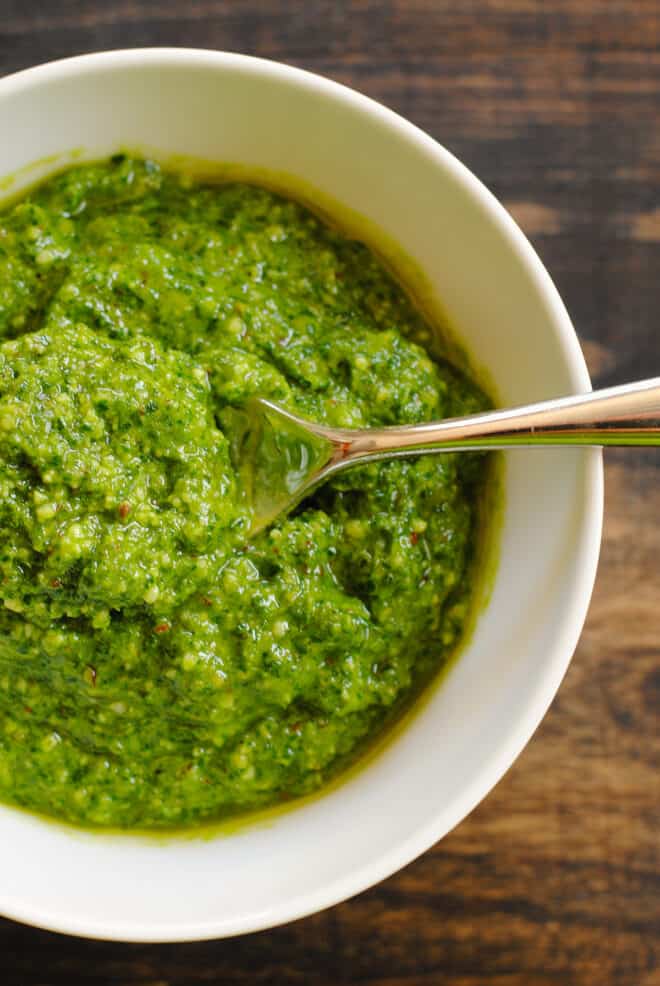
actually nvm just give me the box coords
[230,378,660,534]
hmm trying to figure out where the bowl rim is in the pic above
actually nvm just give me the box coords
[0,47,604,942]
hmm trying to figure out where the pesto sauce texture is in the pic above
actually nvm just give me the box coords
[0,157,491,828]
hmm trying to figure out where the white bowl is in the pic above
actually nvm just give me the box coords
[0,49,602,941]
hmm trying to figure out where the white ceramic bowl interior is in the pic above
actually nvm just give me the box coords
[0,49,602,941]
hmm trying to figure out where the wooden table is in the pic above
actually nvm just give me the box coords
[0,2,658,983]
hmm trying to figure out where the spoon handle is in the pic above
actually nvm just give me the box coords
[343,377,660,461]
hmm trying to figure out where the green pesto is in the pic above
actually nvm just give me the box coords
[0,156,492,828]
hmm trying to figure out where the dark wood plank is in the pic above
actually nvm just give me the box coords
[0,2,658,984]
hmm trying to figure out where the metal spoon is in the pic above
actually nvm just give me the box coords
[231,378,660,534]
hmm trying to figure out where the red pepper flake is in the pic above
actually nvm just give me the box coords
[118,502,131,519]
[410,531,419,545]
[24,706,32,714]
[50,578,62,589]
[201,596,213,607]
[289,722,302,735]
[339,441,351,458]
[154,622,171,634]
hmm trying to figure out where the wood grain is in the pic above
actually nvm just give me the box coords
[0,2,658,984]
